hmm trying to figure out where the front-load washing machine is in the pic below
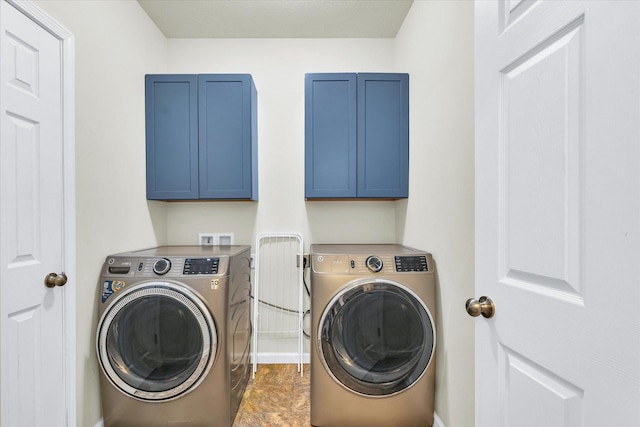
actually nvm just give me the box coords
[96,246,252,427]
[310,244,436,427]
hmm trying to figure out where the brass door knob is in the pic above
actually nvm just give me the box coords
[465,296,495,318]
[44,272,67,288]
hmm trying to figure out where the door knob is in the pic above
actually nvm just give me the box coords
[44,272,67,288]
[466,296,495,318]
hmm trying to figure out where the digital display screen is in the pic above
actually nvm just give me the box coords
[183,258,219,275]
[395,256,428,272]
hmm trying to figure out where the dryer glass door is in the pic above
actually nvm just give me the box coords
[97,282,217,401]
[319,280,434,396]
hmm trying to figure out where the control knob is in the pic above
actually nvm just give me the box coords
[153,258,171,275]
[365,256,383,273]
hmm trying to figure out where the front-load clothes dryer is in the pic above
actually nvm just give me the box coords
[310,244,436,427]
[96,246,252,427]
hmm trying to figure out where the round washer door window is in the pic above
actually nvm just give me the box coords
[318,279,435,396]
[96,282,216,401]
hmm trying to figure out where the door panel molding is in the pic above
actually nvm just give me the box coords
[498,15,585,302]
[498,345,584,427]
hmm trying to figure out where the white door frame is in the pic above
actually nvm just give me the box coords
[1,1,76,425]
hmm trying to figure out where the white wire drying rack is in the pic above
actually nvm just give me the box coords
[252,232,304,378]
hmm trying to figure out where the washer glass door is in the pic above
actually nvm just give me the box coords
[97,282,216,401]
[319,279,434,396]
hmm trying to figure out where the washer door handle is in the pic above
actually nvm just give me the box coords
[465,296,495,318]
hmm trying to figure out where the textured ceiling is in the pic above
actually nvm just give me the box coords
[137,0,414,38]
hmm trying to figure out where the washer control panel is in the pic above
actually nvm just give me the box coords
[103,256,227,277]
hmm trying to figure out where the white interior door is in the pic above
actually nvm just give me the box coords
[475,1,640,426]
[0,1,73,426]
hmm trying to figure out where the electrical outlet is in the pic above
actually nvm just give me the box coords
[218,233,234,246]
[199,233,215,245]
[296,253,310,268]
[198,233,234,246]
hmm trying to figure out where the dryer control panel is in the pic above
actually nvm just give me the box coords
[312,254,429,274]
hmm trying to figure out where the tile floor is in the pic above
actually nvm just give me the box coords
[233,364,311,427]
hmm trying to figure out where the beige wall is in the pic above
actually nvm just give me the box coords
[32,1,475,426]
[33,1,168,425]
[394,2,475,427]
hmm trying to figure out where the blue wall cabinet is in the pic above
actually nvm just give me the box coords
[146,74,258,200]
[305,73,409,199]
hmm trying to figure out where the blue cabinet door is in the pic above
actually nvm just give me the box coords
[145,75,198,200]
[198,74,258,200]
[304,73,409,199]
[357,73,409,198]
[305,73,357,198]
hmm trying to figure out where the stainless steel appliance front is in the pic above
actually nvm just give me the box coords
[311,244,436,427]
[96,245,251,427]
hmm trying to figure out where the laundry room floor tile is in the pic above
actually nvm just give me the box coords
[234,364,310,427]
